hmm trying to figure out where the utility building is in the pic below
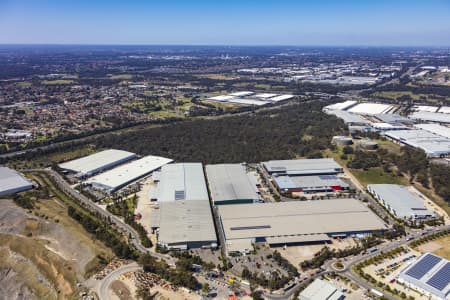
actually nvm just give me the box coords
[205,164,260,205]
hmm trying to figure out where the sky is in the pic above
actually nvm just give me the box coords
[0,0,449,46]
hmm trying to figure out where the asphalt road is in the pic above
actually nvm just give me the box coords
[97,262,141,300]
[25,168,176,264]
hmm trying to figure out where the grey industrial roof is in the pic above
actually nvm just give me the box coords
[324,109,371,125]
[410,111,450,124]
[205,164,259,204]
[157,200,217,246]
[399,253,450,300]
[218,199,387,241]
[375,113,414,125]
[58,149,136,176]
[266,233,331,245]
[0,167,33,196]
[384,130,450,157]
[367,184,434,219]
[415,123,450,139]
[299,279,344,300]
[263,158,343,175]
[273,175,348,191]
[155,163,209,202]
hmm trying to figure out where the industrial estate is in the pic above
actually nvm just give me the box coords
[1,45,450,300]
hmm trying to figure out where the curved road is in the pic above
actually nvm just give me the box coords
[97,262,142,300]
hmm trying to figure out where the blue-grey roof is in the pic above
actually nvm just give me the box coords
[263,158,343,175]
[273,175,348,190]
[399,253,450,299]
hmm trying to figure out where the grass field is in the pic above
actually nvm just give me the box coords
[351,168,407,187]
[41,79,74,85]
[16,81,32,87]
[430,235,450,259]
[110,74,133,80]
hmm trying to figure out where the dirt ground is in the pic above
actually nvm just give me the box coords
[0,198,113,299]
[326,276,366,300]
[418,235,450,260]
[108,280,134,300]
[273,238,358,267]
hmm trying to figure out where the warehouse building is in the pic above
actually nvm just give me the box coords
[273,175,349,193]
[155,200,217,250]
[0,167,33,196]
[347,103,394,115]
[150,163,217,250]
[410,111,450,124]
[398,253,450,300]
[415,124,450,139]
[152,163,209,202]
[367,184,435,220]
[58,149,136,178]
[324,109,371,126]
[205,164,260,205]
[384,130,450,158]
[85,155,173,193]
[218,199,387,255]
[299,279,344,300]
[374,113,414,125]
[263,158,343,176]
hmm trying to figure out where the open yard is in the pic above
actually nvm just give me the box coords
[351,168,406,187]
[418,235,450,260]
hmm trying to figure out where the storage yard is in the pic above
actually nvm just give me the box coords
[368,184,435,220]
[0,167,33,196]
[205,163,260,205]
[218,198,387,255]
[58,149,136,178]
[84,155,173,193]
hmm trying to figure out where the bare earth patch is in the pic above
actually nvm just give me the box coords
[418,241,442,253]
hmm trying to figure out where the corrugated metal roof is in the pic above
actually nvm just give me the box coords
[206,164,260,204]
[219,199,386,241]
[58,149,136,176]
[85,155,173,192]
[299,279,343,300]
[157,200,217,246]
[263,158,343,175]
[0,167,33,196]
[273,175,348,190]
[156,163,209,202]
[368,184,434,219]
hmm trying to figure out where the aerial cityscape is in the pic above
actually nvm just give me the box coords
[0,1,450,300]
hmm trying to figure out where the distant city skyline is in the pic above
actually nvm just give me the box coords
[1,0,449,46]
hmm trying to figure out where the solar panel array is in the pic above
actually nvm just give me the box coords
[426,262,450,291]
[405,254,442,279]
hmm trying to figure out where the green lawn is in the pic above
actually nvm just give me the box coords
[351,168,407,187]
[41,79,74,85]
[110,74,133,80]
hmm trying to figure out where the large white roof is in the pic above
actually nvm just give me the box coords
[58,149,136,176]
[324,100,357,111]
[348,103,394,115]
[415,124,450,139]
[299,279,343,300]
[219,199,387,241]
[85,155,173,191]
[410,111,450,124]
[0,167,33,196]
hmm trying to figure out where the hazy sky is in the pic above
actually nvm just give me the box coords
[0,0,449,46]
